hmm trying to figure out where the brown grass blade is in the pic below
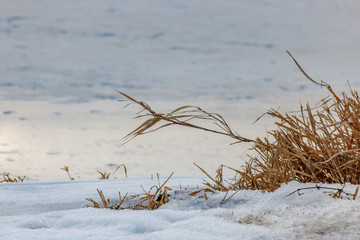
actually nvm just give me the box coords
[353,187,359,200]
[287,50,329,87]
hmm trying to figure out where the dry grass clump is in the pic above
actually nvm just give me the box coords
[86,172,173,210]
[191,163,229,193]
[190,164,242,203]
[134,172,173,210]
[245,86,360,190]
[119,51,360,192]
[97,164,128,179]
[86,189,128,210]
[241,53,360,190]
[0,172,25,183]
[61,164,128,180]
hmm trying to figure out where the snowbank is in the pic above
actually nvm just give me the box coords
[1,178,359,239]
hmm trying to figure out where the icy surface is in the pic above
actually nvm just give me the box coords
[1,0,360,102]
[2,0,360,179]
[1,179,360,240]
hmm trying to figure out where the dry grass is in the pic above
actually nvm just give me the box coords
[60,166,74,181]
[97,164,128,180]
[86,172,174,210]
[190,164,243,203]
[242,52,360,190]
[119,51,360,192]
[134,172,173,210]
[0,172,25,183]
[86,189,128,209]
[61,164,127,180]
[191,163,229,193]
[118,92,253,145]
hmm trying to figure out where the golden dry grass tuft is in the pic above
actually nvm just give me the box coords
[0,172,25,183]
[190,163,229,193]
[134,172,173,210]
[86,189,128,210]
[97,164,128,180]
[61,164,127,180]
[241,52,360,190]
[119,51,360,192]
[86,172,173,210]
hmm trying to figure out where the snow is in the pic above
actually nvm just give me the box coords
[2,0,360,238]
[1,178,360,239]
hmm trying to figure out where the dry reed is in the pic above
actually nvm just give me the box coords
[97,164,128,180]
[86,172,173,210]
[0,172,25,183]
[61,164,127,180]
[60,166,74,181]
[243,52,360,190]
[120,51,360,192]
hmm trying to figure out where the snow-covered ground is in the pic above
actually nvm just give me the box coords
[1,1,360,238]
[2,0,360,180]
[1,178,360,240]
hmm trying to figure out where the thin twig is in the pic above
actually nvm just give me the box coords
[283,185,354,198]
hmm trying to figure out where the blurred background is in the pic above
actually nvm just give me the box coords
[1,0,360,180]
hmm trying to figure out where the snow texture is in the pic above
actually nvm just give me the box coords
[2,1,360,239]
[1,179,360,239]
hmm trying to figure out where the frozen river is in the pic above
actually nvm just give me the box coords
[1,0,360,180]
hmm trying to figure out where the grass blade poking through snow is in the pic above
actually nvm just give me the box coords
[97,164,128,179]
[86,172,174,210]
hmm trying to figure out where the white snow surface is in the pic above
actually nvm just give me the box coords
[2,1,360,239]
[1,178,360,240]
